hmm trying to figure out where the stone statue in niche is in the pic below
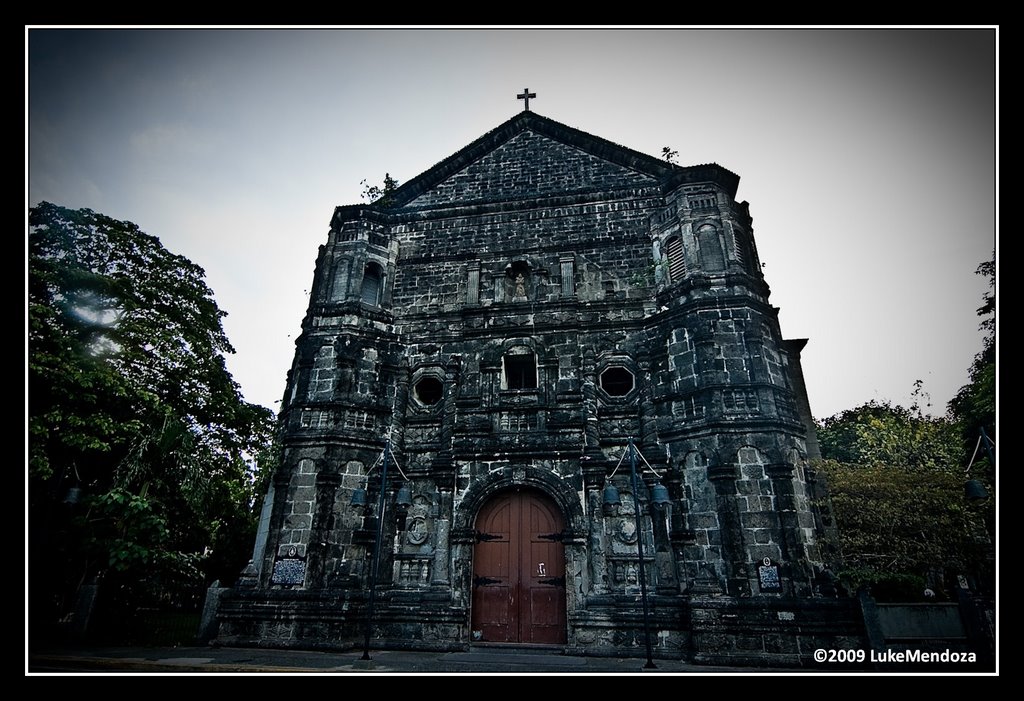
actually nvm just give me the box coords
[506,263,531,302]
[514,274,526,298]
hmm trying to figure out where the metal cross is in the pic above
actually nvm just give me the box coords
[517,88,536,111]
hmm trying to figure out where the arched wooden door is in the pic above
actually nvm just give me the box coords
[471,489,566,644]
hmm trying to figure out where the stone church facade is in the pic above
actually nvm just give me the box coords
[215,111,863,665]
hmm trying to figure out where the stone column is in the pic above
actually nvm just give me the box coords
[708,461,749,597]
[744,328,771,421]
[467,263,481,305]
[306,468,341,589]
[559,255,575,297]
[586,487,608,595]
[637,351,657,448]
[693,328,721,420]
[491,272,505,303]
[650,491,677,595]
[744,328,767,383]
[431,488,453,586]
[666,469,694,594]
[240,478,276,586]
[782,339,822,460]
[389,358,411,454]
[197,581,231,642]
[260,468,295,587]
[765,461,812,596]
[580,349,602,458]
[432,355,461,471]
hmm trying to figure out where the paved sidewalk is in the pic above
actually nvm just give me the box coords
[28,644,769,675]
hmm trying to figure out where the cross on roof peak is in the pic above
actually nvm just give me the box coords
[517,88,536,111]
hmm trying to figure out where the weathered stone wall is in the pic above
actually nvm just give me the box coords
[217,112,854,666]
[406,130,656,208]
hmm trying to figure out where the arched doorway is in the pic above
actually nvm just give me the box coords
[471,489,567,644]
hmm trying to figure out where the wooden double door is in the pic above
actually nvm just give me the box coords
[471,489,567,644]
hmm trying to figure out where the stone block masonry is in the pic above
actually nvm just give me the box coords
[216,111,859,667]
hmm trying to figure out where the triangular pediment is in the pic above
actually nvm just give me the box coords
[385,112,679,210]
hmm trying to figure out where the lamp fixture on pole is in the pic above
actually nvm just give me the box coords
[602,437,670,669]
[350,435,412,661]
[963,426,995,502]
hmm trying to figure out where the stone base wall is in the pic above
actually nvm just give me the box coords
[688,596,866,668]
[216,589,468,653]
[568,596,690,659]
[215,590,866,667]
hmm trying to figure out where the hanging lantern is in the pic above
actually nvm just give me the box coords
[395,484,413,507]
[603,483,621,507]
[350,487,368,508]
[650,483,671,505]
[964,479,989,501]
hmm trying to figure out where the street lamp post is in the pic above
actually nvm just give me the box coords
[350,438,411,661]
[603,437,670,670]
[361,438,390,661]
[627,438,658,670]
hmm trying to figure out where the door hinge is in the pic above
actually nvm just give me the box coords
[473,576,502,587]
[475,530,504,542]
[539,531,566,542]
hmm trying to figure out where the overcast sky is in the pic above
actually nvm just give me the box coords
[27,27,997,421]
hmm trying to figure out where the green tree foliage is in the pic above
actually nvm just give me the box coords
[816,371,992,598]
[29,202,275,636]
[818,395,961,472]
[817,459,988,599]
[813,255,997,600]
[360,173,400,206]
[948,256,995,486]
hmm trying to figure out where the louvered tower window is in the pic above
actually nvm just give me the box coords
[360,263,383,306]
[665,236,686,282]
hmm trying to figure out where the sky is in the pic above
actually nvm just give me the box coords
[26,27,997,422]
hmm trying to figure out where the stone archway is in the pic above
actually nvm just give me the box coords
[451,465,587,646]
[470,488,566,644]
